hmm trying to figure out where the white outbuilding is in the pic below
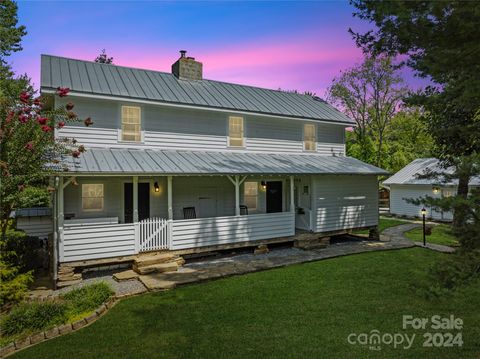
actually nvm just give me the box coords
[383,158,480,221]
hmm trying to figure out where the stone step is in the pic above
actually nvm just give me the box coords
[138,274,176,291]
[133,261,179,275]
[56,279,82,288]
[58,273,82,281]
[113,269,139,281]
[134,253,180,268]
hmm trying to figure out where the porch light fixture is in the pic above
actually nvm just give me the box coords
[432,186,440,194]
[154,182,160,192]
[261,181,267,190]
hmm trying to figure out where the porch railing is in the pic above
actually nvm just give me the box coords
[170,212,295,250]
[138,217,170,252]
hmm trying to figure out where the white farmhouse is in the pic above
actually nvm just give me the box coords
[41,52,387,270]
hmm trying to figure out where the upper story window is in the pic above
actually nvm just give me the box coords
[82,184,104,211]
[244,182,258,211]
[121,106,141,142]
[228,116,244,147]
[303,123,316,151]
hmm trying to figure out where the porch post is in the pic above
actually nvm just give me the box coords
[235,175,240,216]
[167,176,173,220]
[290,176,295,213]
[133,176,138,222]
[58,177,64,263]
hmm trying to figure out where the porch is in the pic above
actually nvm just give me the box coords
[53,148,387,264]
[57,174,298,262]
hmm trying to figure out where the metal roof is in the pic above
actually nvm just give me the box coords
[15,207,52,217]
[61,149,387,176]
[383,158,480,186]
[41,54,354,125]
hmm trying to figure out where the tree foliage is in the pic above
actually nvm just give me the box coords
[327,56,406,168]
[0,0,27,63]
[94,49,113,64]
[350,0,480,232]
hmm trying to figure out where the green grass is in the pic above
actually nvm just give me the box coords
[1,282,113,346]
[404,224,459,247]
[11,249,480,358]
[353,217,410,235]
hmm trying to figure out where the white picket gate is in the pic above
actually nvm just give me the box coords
[139,217,170,252]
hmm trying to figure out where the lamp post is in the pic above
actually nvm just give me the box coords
[421,207,427,246]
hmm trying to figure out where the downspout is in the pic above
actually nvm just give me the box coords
[52,176,59,288]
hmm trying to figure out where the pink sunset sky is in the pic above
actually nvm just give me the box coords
[10,1,424,98]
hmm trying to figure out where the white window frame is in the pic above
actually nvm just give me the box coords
[120,106,142,143]
[303,123,317,151]
[228,116,245,148]
[81,184,104,212]
[243,181,258,211]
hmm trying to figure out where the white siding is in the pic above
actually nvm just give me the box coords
[171,212,295,250]
[389,184,453,221]
[56,96,346,154]
[17,217,52,238]
[312,175,378,232]
[62,223,135,262]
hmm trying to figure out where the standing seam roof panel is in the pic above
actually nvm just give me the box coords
[41,55,354,125]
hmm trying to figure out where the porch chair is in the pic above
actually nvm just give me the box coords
[183,207,197,219]
[240,205,248,215]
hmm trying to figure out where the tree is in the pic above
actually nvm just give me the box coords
[0,0,27,63]
[94,49,113,64]
[382,108,434,173]
[350,0,480,230]
[327,56,406,167]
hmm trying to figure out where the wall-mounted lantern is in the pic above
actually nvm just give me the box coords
[154,182,160,193]
[261,181,267,190]
[432,186,440,194]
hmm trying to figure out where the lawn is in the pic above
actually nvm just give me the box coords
[404,224,459,246]
[12,248,479,358]
[353,217,409,235]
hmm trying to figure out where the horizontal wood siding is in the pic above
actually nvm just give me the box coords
[145,131,226,150]
[313,175,378,232]
[57,126,118,147]
[171,212,295,250]
[62,223,135,262]
[17,217,53,238]
[56,97,346,154]
[389,184,452,220]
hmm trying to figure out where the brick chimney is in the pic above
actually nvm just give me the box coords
[172,50,203,80]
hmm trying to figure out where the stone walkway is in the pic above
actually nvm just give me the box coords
[30,222,456,298]
[382,223,456,253]
[135,234,416,291]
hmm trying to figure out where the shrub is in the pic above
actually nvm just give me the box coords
[417,250,480,299]
[62,282,113,316]
[1,228,42,271]
[16,187,51,208]
[0,260,33,308]
[0,301,67,336]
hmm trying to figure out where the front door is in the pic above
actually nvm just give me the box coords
[124,183,150,223]
[266,181,283,213]
[197,187,217,218]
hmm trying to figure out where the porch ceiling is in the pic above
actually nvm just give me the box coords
[60,148,388,176]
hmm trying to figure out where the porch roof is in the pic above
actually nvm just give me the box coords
[61,148,388,176]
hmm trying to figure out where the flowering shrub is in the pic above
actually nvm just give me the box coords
[0,86,92,236]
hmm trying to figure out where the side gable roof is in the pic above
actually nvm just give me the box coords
[40,54,353,125]
[383,158,480,186]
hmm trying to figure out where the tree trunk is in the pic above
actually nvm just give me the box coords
[453,173,470,230]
